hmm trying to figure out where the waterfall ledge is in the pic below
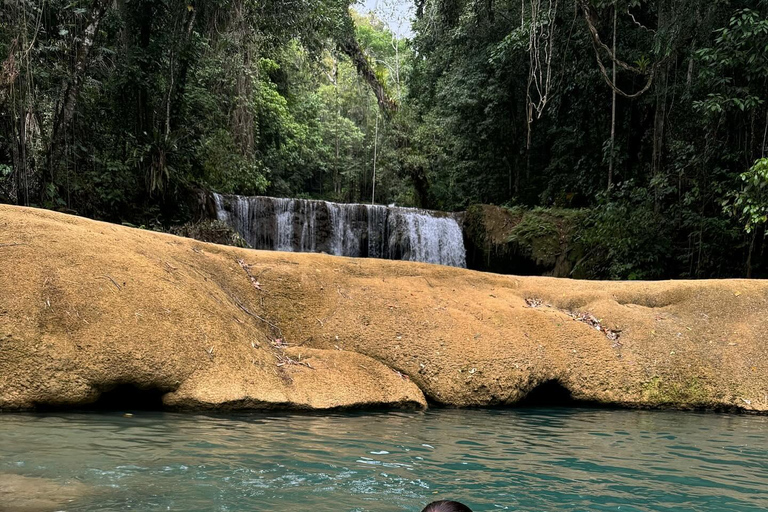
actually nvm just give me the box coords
[212,194,467,268]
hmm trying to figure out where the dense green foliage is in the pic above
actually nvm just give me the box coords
[2,0,768,279]
[0,0,406,223]
[407,0,768,278]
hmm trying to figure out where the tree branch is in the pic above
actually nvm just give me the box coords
[337,34,398,118]
[580,1,645,75]
[579,0,656,98]
[334,9,398,118]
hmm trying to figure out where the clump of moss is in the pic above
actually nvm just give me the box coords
[642,376,710,408]
[463,204,589,276]
[506,207,587,268]
[170,220,250,248]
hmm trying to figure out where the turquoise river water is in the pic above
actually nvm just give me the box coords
[0,408,766,511]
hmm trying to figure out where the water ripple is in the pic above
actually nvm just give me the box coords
[0,409,766,511]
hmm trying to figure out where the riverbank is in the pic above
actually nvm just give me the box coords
[0,205,766,413]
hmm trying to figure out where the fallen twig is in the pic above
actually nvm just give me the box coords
[0,242,26,248]
[275,352,314,369]
[97,275,122,291]
[238,259,262,290]
[523,298,621,343]
[214,279,285,342]
[232,295,284,338]
[392,369,410,380]
[570,311,621,342]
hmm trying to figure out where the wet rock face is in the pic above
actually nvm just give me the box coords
[169,220,250,248]
[212,194,467,268]
[463,204,588,277]
[206,195,591,276]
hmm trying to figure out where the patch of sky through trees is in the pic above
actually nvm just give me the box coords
[357,0,414,37]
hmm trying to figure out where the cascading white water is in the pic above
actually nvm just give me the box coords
[274,198,294,252]
[328,202,363,258]
[212,193,466,268]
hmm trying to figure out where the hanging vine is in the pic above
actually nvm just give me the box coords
[525,0,559,149]
[578,0,656,99]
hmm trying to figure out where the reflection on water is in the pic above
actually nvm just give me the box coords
[0,409,766,511]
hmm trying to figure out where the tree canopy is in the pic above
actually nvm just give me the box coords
[1,0,767,279]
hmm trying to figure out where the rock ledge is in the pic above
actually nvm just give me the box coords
[0,205,765,413]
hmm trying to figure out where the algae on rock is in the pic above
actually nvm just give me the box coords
[463,204,588,277]
[170,220,250,248]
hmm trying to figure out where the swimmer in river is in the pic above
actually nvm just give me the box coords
[421,500,473,512]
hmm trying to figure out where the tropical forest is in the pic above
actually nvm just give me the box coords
[2,0,768,279]
[3,3,768,510]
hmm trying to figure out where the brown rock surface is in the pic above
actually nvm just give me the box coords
[0,205,766,413]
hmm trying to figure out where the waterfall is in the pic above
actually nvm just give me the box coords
[212,194,466,268]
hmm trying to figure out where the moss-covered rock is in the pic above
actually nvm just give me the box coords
[463,204,588,277]
[169,220,250,248]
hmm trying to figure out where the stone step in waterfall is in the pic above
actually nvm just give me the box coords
[212,193,467,268]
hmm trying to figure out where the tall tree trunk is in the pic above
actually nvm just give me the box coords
[168,4,197,134]
[747,230,757,278]
[651,63,668,211]
[371,110,379,205]
[45,0,109,202]
[14,109,28,206]
[136,0,154,137]
[148,3,197,195]
[230,0,255,156]
[334,57,340,196]
[608,3,617,192]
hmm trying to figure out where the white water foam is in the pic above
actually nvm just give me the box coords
[212,193,466,268]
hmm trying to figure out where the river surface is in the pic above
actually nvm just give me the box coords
[0,408,766,512]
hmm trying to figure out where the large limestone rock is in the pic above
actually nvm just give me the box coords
[0,205,766,413]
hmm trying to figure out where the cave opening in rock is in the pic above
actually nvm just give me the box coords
[516,379,587,408]
[90,384,167,411]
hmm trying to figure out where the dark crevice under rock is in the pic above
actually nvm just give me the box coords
[34,384,170,412]
[515,380,605,408]
[92,384,167,411]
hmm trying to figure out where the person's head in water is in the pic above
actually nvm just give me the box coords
[421,500,473,512]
